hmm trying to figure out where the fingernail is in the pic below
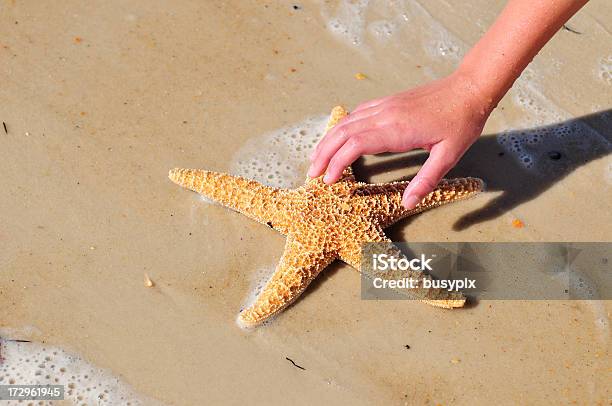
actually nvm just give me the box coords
[307,165,318,178]
[402,194,420,210]
[323,173,332,184]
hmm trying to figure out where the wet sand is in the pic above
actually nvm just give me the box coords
[1,0,610,404]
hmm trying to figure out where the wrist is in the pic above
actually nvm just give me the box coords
[449,67,499,117]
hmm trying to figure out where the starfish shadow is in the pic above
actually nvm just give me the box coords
[303,261,343,294]
[353,109,612,230]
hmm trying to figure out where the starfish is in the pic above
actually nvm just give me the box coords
[169,106,484,327]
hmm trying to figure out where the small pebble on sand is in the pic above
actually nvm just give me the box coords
[144,273,154,288]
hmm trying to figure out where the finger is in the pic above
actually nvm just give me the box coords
[353,97,386,113]
[308,118,378,178]
[323,131,389,184]
[401,145,456,209]
[341,104,385,125]
[308,126,350,177]
[309,106,382,163]
[309,117,348,163]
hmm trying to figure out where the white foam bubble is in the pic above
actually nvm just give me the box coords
[510,68,564,125]
[245,265,276,306]
[230,115,328,189]
[581,300,610,343]
[196,194,216,206]
[596,55,612,85]
[0,333,160,405]
[368,20,396,41]
[236,264,278,329]
[497,67,611,171]
[568,270,599,300]
[323,0,370,48]
[594,315,609,336]
[548,269,610,342]
[427,39,461,59]
[319,0,466,61]
[411,0,466,63]
[497,120,609,172]
[317,1,609,176]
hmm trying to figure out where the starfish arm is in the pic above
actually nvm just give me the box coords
[238,234,335,327]
[169,168,287,226]
[358,177,484,228]
[337,223,389,268]
[325,105,349,134]
[338,227,465,308]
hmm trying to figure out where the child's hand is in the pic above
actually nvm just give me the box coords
[308,71,491,209]
[308,0,587,210]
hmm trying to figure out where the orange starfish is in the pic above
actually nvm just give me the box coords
[169,106,484,327]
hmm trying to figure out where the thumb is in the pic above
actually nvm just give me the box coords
[401,144,456,209]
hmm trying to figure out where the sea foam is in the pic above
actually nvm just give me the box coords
[317,1,610,175]
[230,115,328,189]
[498,67,611,172]
[596,55,612,85]
[319,0,466,62]
[0,332,160,405]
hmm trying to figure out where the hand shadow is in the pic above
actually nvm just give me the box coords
[353,109,612,231]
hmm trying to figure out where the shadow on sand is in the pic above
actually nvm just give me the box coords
[281,111,611,313]
[353,109,612,231]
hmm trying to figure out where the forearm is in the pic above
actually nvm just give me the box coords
[309,0,590,208]
[457,0,588,111]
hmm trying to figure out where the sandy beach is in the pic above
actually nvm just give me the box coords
[1,0,610,404]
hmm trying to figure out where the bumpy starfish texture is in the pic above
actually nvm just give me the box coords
[169,106,484,327]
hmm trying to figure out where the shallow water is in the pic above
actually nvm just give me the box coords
[0,329,157,405]
[0,0,610,404]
